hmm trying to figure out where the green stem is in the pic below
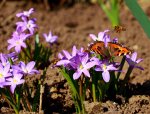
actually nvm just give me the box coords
[79,75,85,114]
[124,66,134,82]
[117,56,126,81]
[3,89,20,114]
[125,0,150,38]
[91,75,96,102]
[79,76,83,100]
[98,0,120,26]
[22,48,32,61]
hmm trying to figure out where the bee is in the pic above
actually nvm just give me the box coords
[114,25,126,33]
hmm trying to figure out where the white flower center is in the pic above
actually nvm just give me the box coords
[27,23,31,28]
[79,65,83,70]
[0,73,3,78]
[102,64,107,71]
[24,11,28,16]
[13,79,18,84]
[16,40,21,45]
[23,68,28,73]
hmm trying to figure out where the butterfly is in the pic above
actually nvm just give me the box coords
[89,41,132,58]
[114,25,126,33]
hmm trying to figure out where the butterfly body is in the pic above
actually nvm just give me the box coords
[89,41,132,58]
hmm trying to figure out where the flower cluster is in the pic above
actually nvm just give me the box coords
[56,46,120,82]
[56,30,143,82]
[0,53,38,93]
[0,8,40,93]
[7,8,37,53]
[0,8,58,113]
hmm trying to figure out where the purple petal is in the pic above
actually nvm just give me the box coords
[7,45,14,50]
[136,58,143,64]
[102,71,110,82]
[2,81,11,86]
[4,63,10,74]
[0,64,3,72]
[58,53,64,59]
[84,61,96,69]
[48,31,52,37]
[72,46,77,56]
[17,79,25,84]
[14,73,23,80]
[95,67,103,71]
[134,66,144,70]
[73,71,82,80]
[82,54,88,65]
[107,65,117,71]
[0,78,5,83]
[10,85,16,93]
[16,13,22,17]
[56,60,70,66]
[26,61,35,72]
[0,54,6,64]
[6,78,12,82]
[20,61,25,67]
[50,36,58,43]
[15,46,21,53]
[89,34,97,41]
[82,70,90,77]
[29,69,39,74]
[63,50,71,59]
[131,52,137,62]
[98,32,104,41]
[43,33,47,39]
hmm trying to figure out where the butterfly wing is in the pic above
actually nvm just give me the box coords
[89,41,131,57]
[108,42,131,56]
[89,41,110,57]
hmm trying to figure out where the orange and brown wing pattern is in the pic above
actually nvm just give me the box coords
[89,41,132,57]
[108,42,132,56]
[89,41,109,57]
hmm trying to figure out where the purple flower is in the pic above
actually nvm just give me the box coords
[16,18,37,34]
[0,53,10,67]
[56,46,86,69]
[56,46,78,66]
[95,61,118,82]
[89,30,110,47]
[58,53,64,59]
[73,54,96,80]
[12,61,39,75]
[56,50,73,66]
[5,52,18,62]
[7,33,28,53]
[4,73,25,93]
[43,31,58,44]
[0,63,12,83]
[126,52,143,70]
[112,38,118,43]
[12,30,31,40]
[0,83,4,88]
[16,8,34,18]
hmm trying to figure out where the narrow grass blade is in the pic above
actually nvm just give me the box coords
[125,0,150,38]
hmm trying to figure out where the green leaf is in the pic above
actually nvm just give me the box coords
[60,68,79,98]
[125,0,150,38]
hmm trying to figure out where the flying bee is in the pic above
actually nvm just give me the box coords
[114,25,126,33]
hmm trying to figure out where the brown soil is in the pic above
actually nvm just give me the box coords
[0,1,150,114]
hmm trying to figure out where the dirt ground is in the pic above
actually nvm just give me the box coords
[0,1,150,114]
